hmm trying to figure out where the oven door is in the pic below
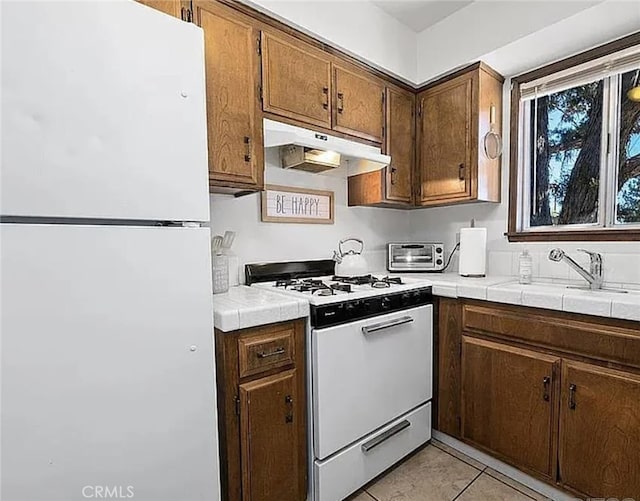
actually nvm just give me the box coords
[312,305,432,460]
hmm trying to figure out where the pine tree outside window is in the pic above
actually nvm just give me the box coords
[508,34,640,241]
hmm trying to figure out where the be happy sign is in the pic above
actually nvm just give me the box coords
[261,185,334,224]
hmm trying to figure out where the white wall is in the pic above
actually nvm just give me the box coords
[210,149,412,273]
[241,0,417,83]
[415,1,602,83]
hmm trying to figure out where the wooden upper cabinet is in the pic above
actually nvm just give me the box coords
[332,63,385,143]
[261,32,332,129]
[461,336,559,479]
[240,370,302,501]
[194,1,264,192]
[559,361,640,498]
[135,0,188,19]
[417,72,473,204]
[347,86,414,207]
[385,87,415,203]
[417,64,503,206]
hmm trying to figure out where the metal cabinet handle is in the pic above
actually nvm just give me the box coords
[322,87,329,110]
[542,376,551,401]
[337,92,344,114]
[256,347,285,358]
[362,316,413,335]
[390,166,397,185]
[458,163,465,180]
[285,394,293,423]
[244,136,252,162]
[568,384,577,410]
[362,420,410,453]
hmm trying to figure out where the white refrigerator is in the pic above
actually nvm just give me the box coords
[1,2,220,500]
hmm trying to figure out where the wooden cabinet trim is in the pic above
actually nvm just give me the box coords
[435,297,462,436]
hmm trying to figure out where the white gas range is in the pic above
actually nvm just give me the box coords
[247,260,434,501]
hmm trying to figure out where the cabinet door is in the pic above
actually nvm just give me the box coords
[195,1,264,189]
[559,361,640,498]
[333,64,384,143]
[135,0,185,19]
[240,370,301,501]
[384,88,415,203]
[461,337,559,478]
[261,32,331,129]
[418,73,474,204]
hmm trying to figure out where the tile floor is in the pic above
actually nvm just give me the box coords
[347,440,551,501]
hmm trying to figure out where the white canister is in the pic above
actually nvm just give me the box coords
[459,227,487,277]
[212,254,229,294]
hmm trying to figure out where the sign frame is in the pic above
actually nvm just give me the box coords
[261,184,335,224]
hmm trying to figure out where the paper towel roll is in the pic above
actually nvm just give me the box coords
[459,227,487,277]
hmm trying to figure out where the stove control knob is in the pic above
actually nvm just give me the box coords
[436,247,443,254]
[436,258,443,265]
[381,297,391,309]
[401,293,411,303]
[345,302,356,311]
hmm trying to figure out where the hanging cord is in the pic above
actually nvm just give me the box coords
[441,242,461,272]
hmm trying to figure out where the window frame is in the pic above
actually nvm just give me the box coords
[507,31,640,242]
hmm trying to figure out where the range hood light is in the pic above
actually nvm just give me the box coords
[264,118,390,175]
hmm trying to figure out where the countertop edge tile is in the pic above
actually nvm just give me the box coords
[213,286,308,332]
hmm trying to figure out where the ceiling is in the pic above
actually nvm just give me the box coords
[371,1,474,32]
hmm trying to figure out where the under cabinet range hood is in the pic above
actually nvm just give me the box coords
[263,118,390,176]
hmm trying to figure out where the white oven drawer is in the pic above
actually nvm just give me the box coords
[314,402,431,501]
[312,305,432,459]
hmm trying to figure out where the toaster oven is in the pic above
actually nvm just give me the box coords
[387,242,445,272]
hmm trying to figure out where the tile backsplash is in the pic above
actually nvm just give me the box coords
[488,249,640,289]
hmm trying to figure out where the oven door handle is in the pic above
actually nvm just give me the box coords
[361,316,414,335]
[361,419,411,453]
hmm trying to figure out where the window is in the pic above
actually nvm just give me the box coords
[509,34,640,241]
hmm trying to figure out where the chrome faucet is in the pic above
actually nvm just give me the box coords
[548,248,603,290]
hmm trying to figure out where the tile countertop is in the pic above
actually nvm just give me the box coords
[392,272,640,323]
[212,286,309,332]
[213,274,640,332]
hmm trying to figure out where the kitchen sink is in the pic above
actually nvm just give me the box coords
[499,280,636,295]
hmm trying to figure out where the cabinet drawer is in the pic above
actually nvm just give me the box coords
[462,302,640,369]
[238,327,295,378]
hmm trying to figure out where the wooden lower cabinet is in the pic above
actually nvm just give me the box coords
[436,299,640,498]
[215,320,307,501]
[240,370,300,501]
[559,361,640,498]
[461,336,559,479]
